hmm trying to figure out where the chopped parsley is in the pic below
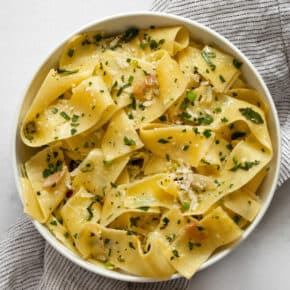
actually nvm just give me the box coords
[50,220,57,226]
[80,162,94,173]
[71,114,79,123]
[160,217,170,229]
[188,241,201,250]
[166,233,176,242]
[203,129,212,138]
[159,115,167,122]
[42,160,63,178]
[129,94,136,110]
[121,27,139,43]
[130,217,139,227]
[198,114,214,125]
[239,108,264,124]
[56,68,79,75]
[233,59,243,69]
[138,206,149,212]
[67,48,75,58]
[221,117,229,123]
[172,249,180,258]
[233,214,241,224]
[180,91,197,109]
[124,136,136,146]
[86,202,95,221]
[60,111,70,121]
[103,160,112,167]
[231,131,246,140]
[219,75,226,83]
[182,202,190,211]
[201,50,216,71]
[182,145,190,151]
[158,138,169,144]
[230,160,260,172]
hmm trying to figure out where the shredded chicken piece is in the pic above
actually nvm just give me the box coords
[133,74,159,99]
[42,166,66,188]
[183,220,208,242]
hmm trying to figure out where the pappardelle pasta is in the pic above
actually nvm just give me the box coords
[20,26,272,279]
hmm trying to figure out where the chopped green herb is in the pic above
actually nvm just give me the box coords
[94,34,102,42]
[215,107,222,113]
[71,114,79,123]
[67,48,75,58]
[201,51,216,71]
[103,160,112,167]
[121,27,139,43]
[230,160,260,171]
[231,131,246,140]
[172,249,179,258]
[203,129,212,138]
[158,138,169,144]
[233,214,241,224]
[182,202,190,211]
[233,59,243,69]
[165,153,170,161]
[198,114,214,125]
[178,112,192,122]
[124,136,136,146]
[52,108,58,114]
[50,220,57,226]
[166,233,176,242]
[221,117,229,123]
[130,94,136,110]
[219,75,226,83]
[159,115,167,122]
[160,217,170,229]
[80,162,94,173]
[182,145,190,151]
[71,128,77,135]
[193,127,199,134]
[60,111,70,121]
[188,241,201,250]
[180,91,196,110]
[129,242,135,250]
[86,202,95,221]
[110,182,117,188]
[104,238,110,245]
[130,217,139,227]
[42,160,63,178]
[239,108,264,124]
[56,68,79,75]
[138,206,149,212]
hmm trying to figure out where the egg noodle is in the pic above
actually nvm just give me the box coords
[20,26,272,279]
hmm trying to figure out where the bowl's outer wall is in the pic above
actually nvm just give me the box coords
[14,12,281,283]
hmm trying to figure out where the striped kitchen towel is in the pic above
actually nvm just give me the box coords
[1,0,289,289]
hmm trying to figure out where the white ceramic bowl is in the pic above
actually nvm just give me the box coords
[13,12,281,283]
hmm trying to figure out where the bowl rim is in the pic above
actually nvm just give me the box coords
[13,11,281,283]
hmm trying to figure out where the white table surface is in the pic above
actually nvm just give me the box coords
[1,1,290,289]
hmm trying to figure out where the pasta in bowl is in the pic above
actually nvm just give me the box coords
[15,12,280,282]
